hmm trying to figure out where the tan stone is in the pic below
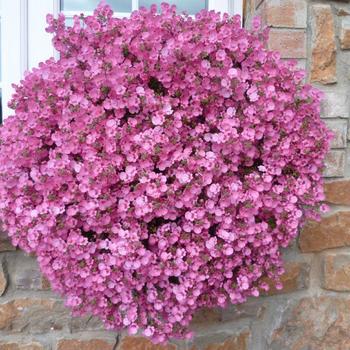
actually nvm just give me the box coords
[204,332,250,350]
[261,262,310,296]
[323,253,350,291]
[324,180,350,205]
[270,297,350,349]
[0,298,70,333]
[299,211,350,252]
[0,261,7,296]
[0,343,44,350]
[268,29,306,58]
[310,4,337,84]
[57,339,114,350]
[263,0,307,28]
[119,337,176,350]
[340,18,350,50]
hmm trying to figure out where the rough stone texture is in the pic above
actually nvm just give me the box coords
[0,298,70,333]
[204,332,250,350]
[340,17,350,50]
[189,331,250,350]
[69,315,104,333]
[324,179,350,205]
[222,301,266,322]
[261,262,310,296]
[336,7,350,17]
[323,150,346,177]
[324,119,347,148]
[57,339,115,350]
[0,343,44,350]
[262,0,307,28]
[323,253,350,291]
[310,4,337,84]
[191,308,222,325]
[0,230,15,252]
[190,301,265,332]
[119,337,176,350]
[321,91,349,119]
[299,211,350,253]
[13,256,48,291]
[269,297,350,349]
[0,260,7,296]
[267,29,306,58]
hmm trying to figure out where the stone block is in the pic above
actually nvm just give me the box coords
[263,0,307,28]
[323,150,345,177]
[269,297,350,349]
[57,339,115,350]
[268,29,306,58]
[323,253,350,291]
[324,180,350,205]
[310,4,337,84]
[340,17,350,49]
[324,119,347,148]
[299,211,350,252]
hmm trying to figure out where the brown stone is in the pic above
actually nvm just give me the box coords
[0,298,70,333]
[270,297,350,349]
[323,150,345,177]
[299,211,350,252]
[340,18,350,49]
[263,0,307,28]
[310,4,337,84]
[323,253,350,291]
[268,29,306,58]
[0,343,44,350]
[204,332,250,350]
[261,262,310,296]
[324,180,350,205]
[119,337,176,350]
[57,339,115,350]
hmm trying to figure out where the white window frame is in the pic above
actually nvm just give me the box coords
[1,0,243,120]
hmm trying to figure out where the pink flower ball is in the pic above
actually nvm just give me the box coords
[0,2,331,343]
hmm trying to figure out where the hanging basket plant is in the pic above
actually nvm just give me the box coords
[0,2,331,344]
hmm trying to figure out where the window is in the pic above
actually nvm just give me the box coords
[1,0,243,119]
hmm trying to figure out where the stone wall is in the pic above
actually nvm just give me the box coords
[1,1,350,349]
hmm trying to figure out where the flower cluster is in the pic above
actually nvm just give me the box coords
[0,2,331,343]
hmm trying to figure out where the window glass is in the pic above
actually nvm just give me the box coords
[61,0,132,13]
[139,0,207,14]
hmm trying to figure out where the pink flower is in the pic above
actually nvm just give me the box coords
[0,3,332,344]
[216,49,226,61]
